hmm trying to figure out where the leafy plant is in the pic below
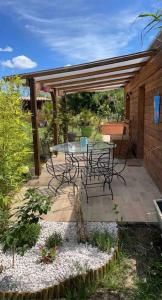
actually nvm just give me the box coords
[78,109,97,127]
[45,232,62,249]
[0,77,31,202]
[16,188,52,225]
[0,207,10,240]
[2,188,51,255]
[39,245,57,264]
[2,222,41,255]
[88,231,115,252]
[139,10,162,33]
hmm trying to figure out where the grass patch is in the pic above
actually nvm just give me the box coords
[65,225,162,300]
[88,231,115,252]
[45,232,62,249]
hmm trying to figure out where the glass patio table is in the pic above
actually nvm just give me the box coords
[50,141,115,154]
[50,142,116,175]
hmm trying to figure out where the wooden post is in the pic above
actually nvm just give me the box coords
[29,77,41,176]
[63,93,68,143]
[50,89,58,145]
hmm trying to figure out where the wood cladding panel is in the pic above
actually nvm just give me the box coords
[125,48,162,192]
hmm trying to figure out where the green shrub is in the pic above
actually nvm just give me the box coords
[0,77,31,200]
[3,223,41,255]
[0,207,10,240]
[2,188,52,255]
[45,232,62,249]
[16,188,52,225]
[88,231,115,252]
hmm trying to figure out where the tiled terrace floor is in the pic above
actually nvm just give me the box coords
[22,154,161,223]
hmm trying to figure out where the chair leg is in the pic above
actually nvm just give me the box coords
[109,183,113,200]
[55,178,65,195]
[72,182,78,195]
[117,173,126,185]
[48,177,55,189]
[83,183,89,203]
[113,170,126,185]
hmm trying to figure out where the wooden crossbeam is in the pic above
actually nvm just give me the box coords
[49,78,130,90]
[45,72,136,87]
[61,80,127,92]
[18,50,154,79]
[66,86,121,93]
[37,62,144,84]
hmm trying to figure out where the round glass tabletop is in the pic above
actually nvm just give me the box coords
[50,142,116,154]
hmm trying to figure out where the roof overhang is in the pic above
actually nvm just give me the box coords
[6,50,156,93]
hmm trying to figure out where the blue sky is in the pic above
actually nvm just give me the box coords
[0,0,161,77]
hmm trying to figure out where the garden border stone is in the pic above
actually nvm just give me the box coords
[0,244,118,299]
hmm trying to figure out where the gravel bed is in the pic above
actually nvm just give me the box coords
[0,221,118,292]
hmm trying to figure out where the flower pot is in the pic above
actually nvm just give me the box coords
[81,126,93,138]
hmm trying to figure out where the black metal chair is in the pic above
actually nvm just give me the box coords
[65,145,88,178]
[81,143,115,203]
[41,139,78,195]
[112,135,133,185]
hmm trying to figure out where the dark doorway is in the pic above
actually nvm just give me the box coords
[137,86,145,158]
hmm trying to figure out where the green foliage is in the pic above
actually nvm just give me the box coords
[88,231,115,252]
[40,89,124,144]
[45,232,62,249]
[0,77,31,202]
[100,253,131,294]
[104,89,124,121]
[66,89,124,121]
[16,188,52,225]
[66,225,162,300]
[2,222,41,255]
[0,207,10,240]
[42,101,53,122]
[39,246,57,264]
[91,92,111,118]
[78,109,98,126]
[66,92,95,114]
[139,10,162,33]
[65,280,96,300]
[2,188,51,255]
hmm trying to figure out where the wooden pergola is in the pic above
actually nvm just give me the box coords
[8,50,156,176]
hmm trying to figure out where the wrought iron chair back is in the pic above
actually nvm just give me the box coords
[113,133,133,185]
[82,143,115,202]
[41,139,78,194]
[87,141,115,169]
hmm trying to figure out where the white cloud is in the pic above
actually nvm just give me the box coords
[1,55,37,69]
[0,46,13,52]
[23,10,140,62]
[0,0,155,63]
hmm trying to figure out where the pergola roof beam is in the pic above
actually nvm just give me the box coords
[46,75,134,88]
[36,63,144,85]
[50,77,129,89]
[39,70,137,85]
[63,83,124,93]
[66,86,123,93]
[17,50,155,80]
[56,79,128,92]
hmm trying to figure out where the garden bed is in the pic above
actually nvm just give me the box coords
[0,221,118,294]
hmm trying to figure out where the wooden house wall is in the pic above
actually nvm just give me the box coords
[125,48,162,192]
